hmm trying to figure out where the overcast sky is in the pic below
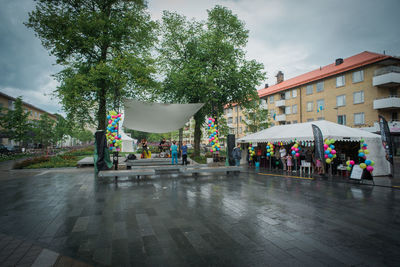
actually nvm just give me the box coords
[1,0,399,114]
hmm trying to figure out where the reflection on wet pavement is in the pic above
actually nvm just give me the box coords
[0,169,399,266]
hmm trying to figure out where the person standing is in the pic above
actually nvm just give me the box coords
[286,154,293,172]
[232,143,242,166]
[170,140,178,165]
[279,146,287,170]
[181,142,188,165]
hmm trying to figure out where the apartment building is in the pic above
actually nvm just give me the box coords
[258,51,400,128]
[223,104,251,139]
[0,92,58,145]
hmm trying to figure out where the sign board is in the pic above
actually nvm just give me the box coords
[350,165,363,180]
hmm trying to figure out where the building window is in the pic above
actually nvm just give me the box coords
[306,85,313,95]
[239,116,242,122]
[229,128,235,134]
[354,113,365,125]
[8,100,14,110]
[261,99,267,105]
[292,104,298,114]
[316,81,324,92]
[34,111,38,118]
[285,91,291,100]
[390,88,398,97]
[228,117,232,124]
[286,121,291,125]
[307,118,314,122]
[292,120,298,124]
[336,75,345,87]
[269,95,274,104]
[285,106,291,115]
[338,115,346,125]
[336,95,346,107]
[317,117,325,120]
[292,89,297,98]
[280,92,285,100]
[239,127,242,134]
[306,101,313,112]
[353,91,364,104]
[316,99,325,111]
[352,70,364,83]
[392,112,398,121]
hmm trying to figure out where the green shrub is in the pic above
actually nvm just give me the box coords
[190,154,207,164]
[0,153,31,163]
[64,146,94,156]
[14,156,50,169]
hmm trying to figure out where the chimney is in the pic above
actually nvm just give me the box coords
[264,83,269,88]
[275,71,284,84]
[335,58,344,66]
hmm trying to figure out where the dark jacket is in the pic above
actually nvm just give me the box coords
[232,147,242,160]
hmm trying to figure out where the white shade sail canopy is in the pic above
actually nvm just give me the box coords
[238,120,381,143]
[122,99,204,133]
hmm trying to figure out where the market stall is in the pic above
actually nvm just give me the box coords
[238,120,390,176]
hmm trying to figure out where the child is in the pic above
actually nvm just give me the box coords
[286,154,293,172]
[316,158,323,174]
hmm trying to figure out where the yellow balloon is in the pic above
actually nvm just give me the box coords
[326,158,332,164]
[364,149,369,154]
[360,163,366,169]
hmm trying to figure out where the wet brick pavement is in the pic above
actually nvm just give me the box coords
[0,168,400,266]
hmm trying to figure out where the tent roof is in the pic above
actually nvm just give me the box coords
[238,120,381,143]
[122,99,204,133]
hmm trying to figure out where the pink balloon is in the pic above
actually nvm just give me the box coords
[211,137,215,140]
[208,124,211,127]
[350,160,355,165]
[295,148,299,152]
[324,154,329,159]
[331,150,336,154]
[212,118,215,122]
[295,153,300,157]
[210,149,213,152]
[108,120,112,124]
[366,166,374,172]
[118,114,121,117]
[323,144,328,149]
[363,156,366,159]
[215,140,218,143]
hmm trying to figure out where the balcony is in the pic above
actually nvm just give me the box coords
[260,103,268,110]
[373,66,400,87]
[275,114,286,122]
[275,100,286,107]
[373,96,400,110]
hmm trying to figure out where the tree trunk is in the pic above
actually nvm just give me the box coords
[97,85,107,130]
[193,112,203,156]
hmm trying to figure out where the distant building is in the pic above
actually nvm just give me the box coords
[0,91,58,145]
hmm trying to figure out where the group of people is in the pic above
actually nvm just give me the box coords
[140,138,189,165]
[232,143,324,174]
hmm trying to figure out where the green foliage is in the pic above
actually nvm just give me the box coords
[14,156,50,169]
[71,128,94,143]
[0,97,31,145]
[54,114,73,145]
[0,153,31,163]
[217,115,229,144]
[243,99,270,134]
[32,113,56,148]
[190,154,207,164]
[25,0,158,130]
[158,6,265,155]
[64,146,94,156]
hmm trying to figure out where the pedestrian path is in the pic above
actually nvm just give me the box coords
[0,233,92,267]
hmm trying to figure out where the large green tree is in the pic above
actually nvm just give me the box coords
[53,114,73,146]
[0,97,31,147]
[32,113,56,149]
[158,6,265,155]
[242,99,270,134]
[25,0,158,130]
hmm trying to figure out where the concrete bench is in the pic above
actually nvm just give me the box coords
[98,169,155,179]
[180,166,244,175]
[126,159,182,167]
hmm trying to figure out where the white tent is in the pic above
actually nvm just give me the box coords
[118,112,137,153]
[122,99,204,133]
[238,120,390,176]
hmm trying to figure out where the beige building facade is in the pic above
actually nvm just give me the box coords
[0,92,58,145]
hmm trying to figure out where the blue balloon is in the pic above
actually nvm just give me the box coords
[267,153,270,156]
[266,146,270,149]
[216,147,220,151]
[328,153,333,158]
[358,152,365,157]
[118,135,121,139]
[107,115,111,119]
[291,151,296,155]
[298,147,301,151]
[330,145,335,149]
[365,160,371,165]
[363,143,368,147]
[325,150,330,154]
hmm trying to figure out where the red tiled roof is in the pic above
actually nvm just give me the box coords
[258,51,392,98]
